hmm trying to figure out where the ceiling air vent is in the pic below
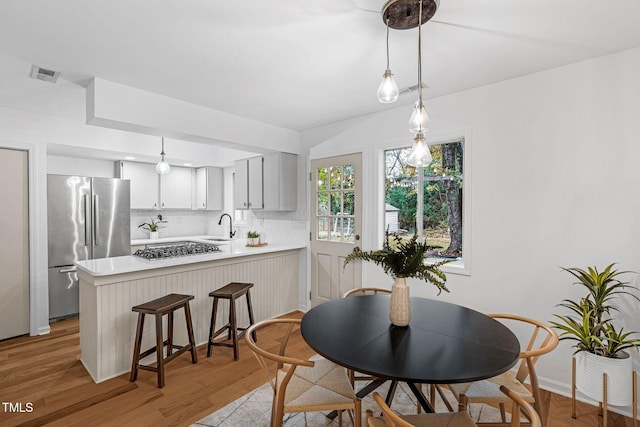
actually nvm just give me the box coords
[399,83,429,95]
[30,65,60,83]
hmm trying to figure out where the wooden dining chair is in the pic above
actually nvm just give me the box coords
[342,287,392,298]
[438,314,558,427]
[367,386,541,427]
[244,318,361,427]
[342,287,392,387]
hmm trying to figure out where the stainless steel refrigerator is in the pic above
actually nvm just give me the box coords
[47,175,131,320]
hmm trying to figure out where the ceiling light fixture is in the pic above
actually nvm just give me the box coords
[155,137,171,175]
[381,0,438,167]
[376,18,399,103]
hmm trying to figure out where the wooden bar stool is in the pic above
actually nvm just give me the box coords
[129,293,198,388]
[207,282,256,360]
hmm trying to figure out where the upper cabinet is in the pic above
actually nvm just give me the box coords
[234,153,297,211]
[116,161,158,209]
[116,161,192,209]
[160,166,192,209]
[195,167,223,210]
[234,159,249,210]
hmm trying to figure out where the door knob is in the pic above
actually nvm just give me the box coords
[355,234,360,241]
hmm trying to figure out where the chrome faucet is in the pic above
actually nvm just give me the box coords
[218,213,236,239]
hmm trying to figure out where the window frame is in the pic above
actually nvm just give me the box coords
[379,130,472,276]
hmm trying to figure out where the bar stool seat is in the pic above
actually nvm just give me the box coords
[207,282,256,360]
[129,293,198,388]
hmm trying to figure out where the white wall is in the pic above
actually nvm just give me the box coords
[303,47,640,414]
[48,155,116,178]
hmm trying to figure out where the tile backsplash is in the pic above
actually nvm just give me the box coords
[131,209,307,246]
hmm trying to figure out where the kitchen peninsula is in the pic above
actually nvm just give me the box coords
[75,240,306,383]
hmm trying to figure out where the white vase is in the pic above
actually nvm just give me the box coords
[247,237,259,246]
[389,277,410,327]
[149,231,159,240]
[575,351,633,406]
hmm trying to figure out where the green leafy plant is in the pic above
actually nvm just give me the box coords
[138,214,167,232]
[344,232,452,294]
[550,264,640,358]
[247,231,260,238]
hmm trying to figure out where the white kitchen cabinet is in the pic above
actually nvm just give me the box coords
[117,161,192,209]
[234,153,297,211]
[234,158,249,210]
[195,166,223,210]
[116,161,159,209]
[160,166,192,209]
[248,156,264,209]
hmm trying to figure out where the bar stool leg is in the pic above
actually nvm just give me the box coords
[230,297,239,360]
[246,290,257,342]
[155,314,165,388]
[184,302,198,363]
[207,297,219,357]
[167,311,174,357]
[130,312,145,381]
[227,301,233,340]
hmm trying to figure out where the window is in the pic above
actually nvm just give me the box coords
[384,140,464,259]
[316,164,356,243]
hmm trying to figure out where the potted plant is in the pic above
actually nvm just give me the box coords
[247,230,260,246]
[551,263,640,405]
[344,232,451,327]
[138,214,167,239]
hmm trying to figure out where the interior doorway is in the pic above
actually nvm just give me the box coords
[0,147,30,340]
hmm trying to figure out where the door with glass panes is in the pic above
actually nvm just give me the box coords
[310,153,362,307]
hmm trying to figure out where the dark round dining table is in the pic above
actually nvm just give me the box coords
[300,295,520,412]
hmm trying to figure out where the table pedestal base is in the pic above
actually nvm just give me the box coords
[328,379,435,419]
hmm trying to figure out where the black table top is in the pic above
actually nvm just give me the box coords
[301,295,520,384]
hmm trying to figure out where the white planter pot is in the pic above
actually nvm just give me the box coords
[247,237,259,246]
[575,351,633,406]
[149,231,159,240]
[389,277,410,327]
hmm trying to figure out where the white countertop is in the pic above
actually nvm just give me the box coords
[76,241,306,277]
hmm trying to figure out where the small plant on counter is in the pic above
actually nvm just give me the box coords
[247,230,261,246]
[138,214,167,232]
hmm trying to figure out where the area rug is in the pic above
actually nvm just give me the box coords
[191,381,502,426]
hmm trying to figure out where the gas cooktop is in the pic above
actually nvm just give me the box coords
[133,241,222,260]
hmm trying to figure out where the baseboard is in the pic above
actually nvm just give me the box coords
[36,325,50,335]
[538,375,638,420]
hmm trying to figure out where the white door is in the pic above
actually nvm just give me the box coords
[0,148,29,339]
[310,153,362,307]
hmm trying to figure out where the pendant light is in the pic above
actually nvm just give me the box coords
[380,0,438,167]
[407,0,431,166]
[376,18,399,104]
[155,137,171,175]
[406,132,432,167]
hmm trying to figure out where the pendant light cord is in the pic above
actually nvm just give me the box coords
[386,17,391,70]
[418,0,423,106]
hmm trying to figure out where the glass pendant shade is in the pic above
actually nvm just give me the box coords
[408,100,430,134]
[156,156,170,175]
[407,132,432,167]
[155,137,171,175]
[377,69,399,103]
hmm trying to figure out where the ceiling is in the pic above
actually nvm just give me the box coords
[1,0,640,133]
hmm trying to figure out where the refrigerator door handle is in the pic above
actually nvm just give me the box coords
[83,194,89,246]
[93,194,100,246]
[59,266,77,274]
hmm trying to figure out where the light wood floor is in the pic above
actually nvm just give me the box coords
[0,313,635,426]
